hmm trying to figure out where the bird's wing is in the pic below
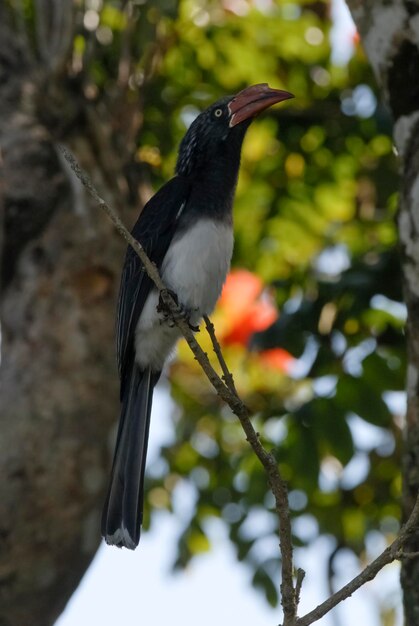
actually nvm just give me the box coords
[116,176,191,396]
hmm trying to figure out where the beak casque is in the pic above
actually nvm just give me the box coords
[228,83,294,127]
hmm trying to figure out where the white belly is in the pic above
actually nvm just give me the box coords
[135,219,233,370]
[162,219,234,319]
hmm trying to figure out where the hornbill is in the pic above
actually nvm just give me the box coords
[102,83,293,549]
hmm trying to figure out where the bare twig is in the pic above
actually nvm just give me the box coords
[203,314,237,394]
[59,144,298,624]
[295,568,306,610]
[395,550,419,560]
[296,494,419,626]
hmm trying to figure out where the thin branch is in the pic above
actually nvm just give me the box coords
[59,144,298,625]
[203,314,237,394]
[395,550,419,560]
[296,494,419,626]
[295,568,306,610]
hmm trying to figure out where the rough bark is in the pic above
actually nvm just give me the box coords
[345,2,419,624]
[0,176,122,626]
[0,6,126,626]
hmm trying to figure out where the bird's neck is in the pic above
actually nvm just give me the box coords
[186,149,241,222]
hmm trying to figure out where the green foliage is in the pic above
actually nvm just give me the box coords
[141,0,402,608]
[20,0,403,611]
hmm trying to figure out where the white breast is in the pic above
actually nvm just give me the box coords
[162,219,234,323]
[135,218,233,371]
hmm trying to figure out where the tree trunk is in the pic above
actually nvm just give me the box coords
[0,8,125,626]
[345,1,419,623]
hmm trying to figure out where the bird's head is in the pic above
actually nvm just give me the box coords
[176,83,293,177]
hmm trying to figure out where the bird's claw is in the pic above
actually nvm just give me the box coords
[157,289,178,315]
[157,289,200,332]
[157,289,178,327]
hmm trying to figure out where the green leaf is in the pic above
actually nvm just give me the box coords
[312,399,355,465]
[335,376,393,426]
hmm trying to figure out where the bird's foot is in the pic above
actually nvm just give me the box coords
[157,289,178,327]
[157,290,200,332]
[157,289,178,313]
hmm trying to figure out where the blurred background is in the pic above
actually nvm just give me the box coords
[0,1,405,625]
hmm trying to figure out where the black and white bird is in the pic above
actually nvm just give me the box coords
[101,83,293,549]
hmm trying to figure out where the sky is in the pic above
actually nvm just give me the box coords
[56,382,402,626]
[56,506,401,626]
[56,2,403,625]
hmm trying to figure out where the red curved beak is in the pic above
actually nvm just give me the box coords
[228,83,294,127]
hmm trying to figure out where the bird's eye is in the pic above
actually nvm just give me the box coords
[214,108,223,118]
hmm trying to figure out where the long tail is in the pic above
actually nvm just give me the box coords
[101,365,159,549]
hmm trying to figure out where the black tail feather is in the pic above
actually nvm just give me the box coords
[101,365,159,549]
